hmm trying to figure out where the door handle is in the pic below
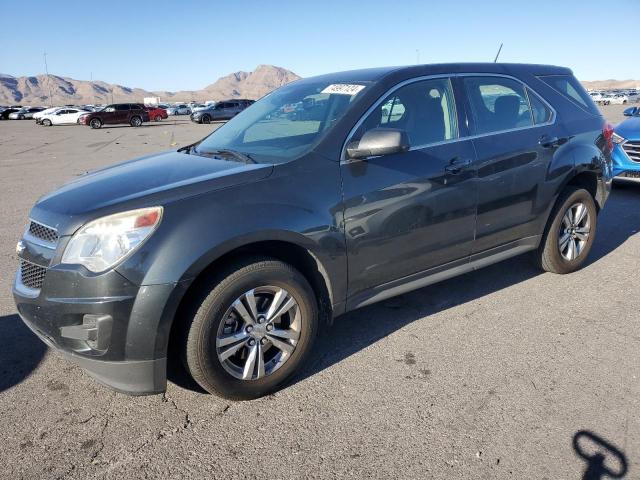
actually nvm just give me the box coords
[539,135,567,148]
[445,157,472,174]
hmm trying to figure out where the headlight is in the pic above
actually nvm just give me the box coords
[612,132,626,145]
[61,207,163,273]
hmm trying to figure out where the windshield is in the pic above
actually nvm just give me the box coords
[194,80,368,163]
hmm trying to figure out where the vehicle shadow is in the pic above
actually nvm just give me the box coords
[0,314,47,393]
[573,430,628,479]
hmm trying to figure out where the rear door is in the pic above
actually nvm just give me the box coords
[341,77,478,302]
[459,75,560,253]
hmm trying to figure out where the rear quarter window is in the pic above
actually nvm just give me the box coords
[539,75,600,116]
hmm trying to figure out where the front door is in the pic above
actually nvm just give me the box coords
[340,77,477,302]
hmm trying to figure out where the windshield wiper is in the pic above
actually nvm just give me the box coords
[202,149,256,164]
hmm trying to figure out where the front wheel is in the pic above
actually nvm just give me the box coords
[181,258,318,400]
[42,119,52,126]
[201,114,211,124]
[535,187,597,274]
[154,115,162,122]
[130,116,142,127]
[89,118,102,129]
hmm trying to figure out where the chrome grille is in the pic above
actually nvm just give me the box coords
[623,141,640,163]
[20,259,47,290]
[28,221,58,244]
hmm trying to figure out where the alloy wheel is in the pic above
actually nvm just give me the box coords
[558,202,590,261]
[216,286,301,381]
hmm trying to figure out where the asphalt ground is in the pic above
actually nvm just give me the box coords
[0,104,638,479]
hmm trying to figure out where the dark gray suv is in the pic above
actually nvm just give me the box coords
[14,63,612,400]
[190,99,254,124]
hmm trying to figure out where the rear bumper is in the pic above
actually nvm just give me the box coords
[13,264,185,395]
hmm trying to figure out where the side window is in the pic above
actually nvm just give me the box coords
[115,104,130,111]
[539,75,600,116]
[463,77,532,134]
[353,77,458,147]
[527,89,553,124]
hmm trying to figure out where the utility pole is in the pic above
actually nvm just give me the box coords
[43,52,53,106]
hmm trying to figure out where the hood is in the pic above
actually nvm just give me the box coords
[616,117,640,141]
[32,150,273,232]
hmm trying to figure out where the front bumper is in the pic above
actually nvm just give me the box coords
[13,256,184,395]
[612,142,640,176]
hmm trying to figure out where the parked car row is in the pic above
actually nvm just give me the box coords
[589,90,640,106]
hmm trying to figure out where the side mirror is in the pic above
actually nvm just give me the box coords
[623,107,638,117]
[346,128,410,160]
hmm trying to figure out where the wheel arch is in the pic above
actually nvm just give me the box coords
[163,235,336,363]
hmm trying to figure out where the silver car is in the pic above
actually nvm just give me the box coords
[166,104,192,115]
[8,107,47,120]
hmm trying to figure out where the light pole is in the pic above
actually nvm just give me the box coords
[43,52,53,106]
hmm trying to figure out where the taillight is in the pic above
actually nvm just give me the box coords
[603,122,614,151]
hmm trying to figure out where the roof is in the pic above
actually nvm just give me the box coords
[297,63,572,85]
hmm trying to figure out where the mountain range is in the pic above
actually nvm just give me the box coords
[0,65,301,105]
[1,65,637,106]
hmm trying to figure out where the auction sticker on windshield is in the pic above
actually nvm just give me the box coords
[321,84,366,95]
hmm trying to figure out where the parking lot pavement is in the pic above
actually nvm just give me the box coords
[0,109,638,479]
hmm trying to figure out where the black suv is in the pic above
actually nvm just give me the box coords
[78,103,150,128]
[190,99,254,123]
[14,64,612,400]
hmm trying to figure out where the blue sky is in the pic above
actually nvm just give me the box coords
[0,0,637,91]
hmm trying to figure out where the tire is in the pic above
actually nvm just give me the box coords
[89,118,102,129]
[18,114,24,120]
[186,109,192,115]
[42,119,52,126]
[535,187,597,274]
[181,257,318,400]
[155,115,162,122]
[202,114,211,124]
[130,116,142,127]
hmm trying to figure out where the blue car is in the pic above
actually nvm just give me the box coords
[612,107,640,178]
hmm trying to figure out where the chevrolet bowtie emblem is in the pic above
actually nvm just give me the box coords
[16,240,25,255]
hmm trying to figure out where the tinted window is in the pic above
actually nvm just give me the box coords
[539,75,600,116]
[464,77,532,134]
[115,104,130,111]
[354,77,458,147]
[527,89,553,124]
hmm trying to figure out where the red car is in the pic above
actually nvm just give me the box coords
[145,106,168,122]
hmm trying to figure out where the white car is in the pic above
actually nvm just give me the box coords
[608,94,628,105]
[33,107,62,122]
[589,92,608,105]
[39,107,89,126]
[166,104,191,115]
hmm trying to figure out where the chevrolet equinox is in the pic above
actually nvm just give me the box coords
[14,64,613,400]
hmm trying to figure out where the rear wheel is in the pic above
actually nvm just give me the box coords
[89,118,102,129]
[130,116,142,127]
[154,115,162,122]
[181,258,318,400]
[18,114,24,120]
[535,187,597,274]
[42,119,52,126]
